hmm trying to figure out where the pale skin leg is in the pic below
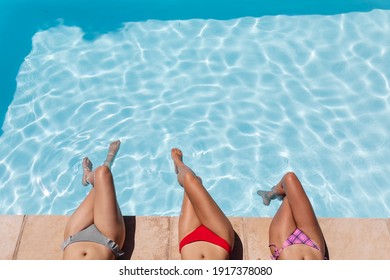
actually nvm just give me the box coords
[171,148,235,249]
[258,172,326,257]
[64,140,125,249]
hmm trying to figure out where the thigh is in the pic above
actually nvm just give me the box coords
[179,192,202,241]
[64,189,94,239]
[93,166,125,245]
[182,173,234,246]
[269,198,296,246]
[282,173,325,248]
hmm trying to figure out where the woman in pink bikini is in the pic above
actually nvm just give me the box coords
[257,172,329,260]
[171,148,235,260]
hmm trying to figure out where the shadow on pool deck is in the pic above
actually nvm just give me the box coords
[1,215,389,260]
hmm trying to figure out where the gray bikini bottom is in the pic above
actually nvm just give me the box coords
[62,224,124,258]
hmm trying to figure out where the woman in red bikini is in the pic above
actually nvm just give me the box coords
[171,148,235,260]
[257,172,329,260]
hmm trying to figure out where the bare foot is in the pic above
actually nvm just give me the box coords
[82,157,93,186]
[103,140,121,168]
[171,148,184,174]
[257,190,273,206]
[257,188,284,206]
[171,148,202,188]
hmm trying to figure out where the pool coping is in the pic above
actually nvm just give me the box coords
[1,215,389,260]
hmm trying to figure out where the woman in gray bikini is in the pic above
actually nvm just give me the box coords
[62,140,126,260]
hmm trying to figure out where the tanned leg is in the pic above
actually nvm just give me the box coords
[172,148,234,248]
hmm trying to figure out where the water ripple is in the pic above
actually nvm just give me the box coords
[1,10,390,217]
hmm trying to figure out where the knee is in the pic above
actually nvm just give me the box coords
[94,165,112,180]
[283,172,298,183]
[181,170,199,186]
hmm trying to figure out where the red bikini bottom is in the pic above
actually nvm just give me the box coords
[179,225,231,254]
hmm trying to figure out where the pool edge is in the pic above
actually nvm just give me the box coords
[1,215,390,260]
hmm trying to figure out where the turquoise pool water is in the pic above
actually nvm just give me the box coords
[0,1,389,218]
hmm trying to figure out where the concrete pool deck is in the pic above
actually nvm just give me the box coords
[1,215,389,260]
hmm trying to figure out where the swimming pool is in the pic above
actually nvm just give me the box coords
[1,1,389,218]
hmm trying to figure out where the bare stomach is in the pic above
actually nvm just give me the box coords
[272,244,324,260]
[180,241,230,260]
[63,242,115,260]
